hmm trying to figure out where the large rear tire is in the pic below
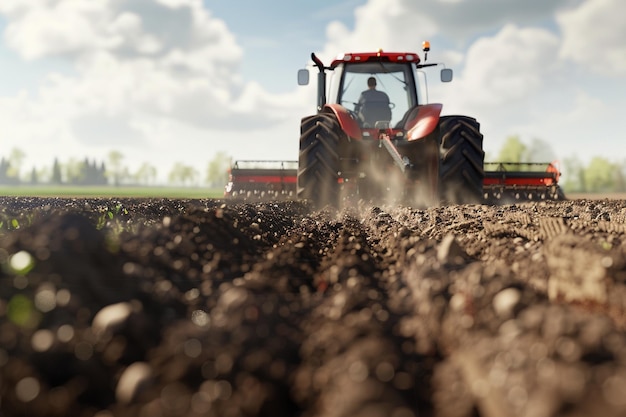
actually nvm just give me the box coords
[438,116,485,204]
[297,113,342,208]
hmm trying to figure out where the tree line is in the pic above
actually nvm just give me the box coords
[0,149,232,188]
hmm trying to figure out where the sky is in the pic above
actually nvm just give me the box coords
[0,0,625,183]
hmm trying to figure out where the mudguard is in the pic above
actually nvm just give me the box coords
[324,104,363,140]
[405,103,443,141]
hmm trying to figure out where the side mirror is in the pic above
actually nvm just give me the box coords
[297,69,310,86]
[440,68,453,82]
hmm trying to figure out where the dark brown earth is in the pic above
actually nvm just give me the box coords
[2,196,626,417]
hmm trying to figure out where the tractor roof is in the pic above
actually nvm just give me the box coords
[330,50,421,68]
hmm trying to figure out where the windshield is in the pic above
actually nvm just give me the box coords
[333,62,418,127]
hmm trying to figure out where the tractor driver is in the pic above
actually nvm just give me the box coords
[356,76,391,127]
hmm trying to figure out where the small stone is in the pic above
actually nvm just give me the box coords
[92,302,133,336]
[437,235,467,265]
[218,287,249,311]
[116,362,153,404]
[493,288,521,318]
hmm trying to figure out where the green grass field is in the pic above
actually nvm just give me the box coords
[0,185,224,199]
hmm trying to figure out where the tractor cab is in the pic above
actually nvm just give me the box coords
[329,60,415,128]
[298,46,453,132]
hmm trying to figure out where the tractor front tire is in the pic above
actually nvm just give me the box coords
[297,112,342,208]
[438,116,485,204]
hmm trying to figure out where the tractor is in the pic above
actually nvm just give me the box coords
[296,43,485,208]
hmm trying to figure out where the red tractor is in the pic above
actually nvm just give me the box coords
[296,45,484,207]
[225,43,563,207]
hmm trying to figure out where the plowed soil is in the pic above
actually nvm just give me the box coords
[2,196,626,417]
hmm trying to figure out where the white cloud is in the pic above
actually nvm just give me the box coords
[318,0,438,63]
[442,24,561,107]
[0,0,306,127]
[558,0,626,76]
[0,0,309,178]
[1,1,113,60]
[397,0,579,43]
[312,0,588,68]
